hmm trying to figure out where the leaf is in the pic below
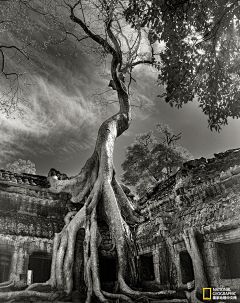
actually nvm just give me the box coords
[124,0,240,130]
[121,124,192,197]
[6,159,36,174]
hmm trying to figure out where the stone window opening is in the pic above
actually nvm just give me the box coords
[28,252,52,283]
[218,242,240,279]
[179,251,194,284]
[139,253,155,282]
[0,253,11,283]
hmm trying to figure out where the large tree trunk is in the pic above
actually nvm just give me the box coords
[0,62,182,303]
[0,3,185,301]
[182,229,208,303]
[0,88,180,302]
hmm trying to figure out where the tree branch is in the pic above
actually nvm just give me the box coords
[196,0,239,46]
[121,59,154,74]
[66,31,89,42]
[68,1,116,56]
[0,45,29,62]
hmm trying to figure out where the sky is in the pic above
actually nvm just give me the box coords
[1,2,240,181]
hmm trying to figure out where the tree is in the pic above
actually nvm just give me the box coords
[121,124,192,197]
[0,0,74,116]
[6,159,36,174]
[0,0,40,116]
[125,0,240,131]
[0,1,211,302]
[0,1,183,302]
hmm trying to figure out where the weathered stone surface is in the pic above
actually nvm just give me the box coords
[0,171,68,288]
[1,148,240,297]
[0,173,68,239]
[136,148,240,295]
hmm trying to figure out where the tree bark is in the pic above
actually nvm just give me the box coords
[0,2,186,302]
[182,228,208,303]
[0,64,183,303]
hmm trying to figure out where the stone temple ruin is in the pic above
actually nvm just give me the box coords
[0,148,240,301]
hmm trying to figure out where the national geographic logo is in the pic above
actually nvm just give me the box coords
[203,287,238,301]
[203,288,211,300]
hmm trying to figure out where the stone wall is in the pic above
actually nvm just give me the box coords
[0,171,68,287]
[1,148,240,299]
[135,148,240,297]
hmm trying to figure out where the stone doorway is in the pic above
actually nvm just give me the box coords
[218,242,240,279]
[179,251,194,284]
[28,252,51,283]
[139,253,155,282]
[0,253,11,283]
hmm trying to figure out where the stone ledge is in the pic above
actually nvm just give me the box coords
[0,170,50,188]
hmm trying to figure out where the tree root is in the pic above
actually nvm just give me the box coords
[112,177,146,224]
[0,290,59,301]
[182,228,208,303]
[0,131,185,303]
[118,276,177,300]
[0,280,15,291]
[102,291,134,303]
[0,176,185,303]
[48,152,99,204]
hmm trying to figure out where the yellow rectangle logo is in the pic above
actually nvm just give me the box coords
[203,288,211,300]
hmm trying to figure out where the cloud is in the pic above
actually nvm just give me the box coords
[0,74,101,166]
[0,3,158,169]
[0,5,111,168]
[0,50,158,166]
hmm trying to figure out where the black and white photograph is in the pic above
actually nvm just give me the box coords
[0,1,240,302]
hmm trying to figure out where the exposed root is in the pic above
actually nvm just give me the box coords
[118,276,177,300]
[0,280,14,287]
[48,231,61,288]
[25,232,62,292]
[0,104,185,303]
[0,280,14,290]
[0,290,59,301]
[99,180,181,302]
[182,228,208,303]
[84,219,92,302]
[89,209,109,302]
[28,205,87,296]
[48,152,99,204]
[0,176,185,303]
[102,181,138,286]
[55,206,86,294]
[102,291,134,303]
[112,177,146,224]
[64,211,78,225]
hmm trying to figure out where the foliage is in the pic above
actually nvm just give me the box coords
[121,124,192,196]
[0,1,42,115]
[0,0,156,115]
[6,159,36,174]
[0,0,81,116]
[125,0,240,131]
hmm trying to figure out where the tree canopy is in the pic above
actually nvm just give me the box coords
[6,159,36,174]
[125,0,240,131]
[121,124,192,196]
[2,0,240,131]
[0,0,155,115]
